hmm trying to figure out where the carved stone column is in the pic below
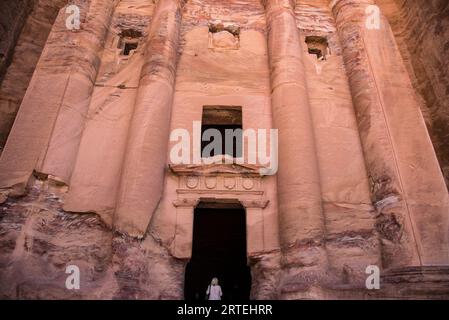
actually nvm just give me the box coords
[263,0,328,297]
[114,0,185,237]
[263,0,325,249]
[330,0,449,267]
[38,0,120,184]
[0,0,118,190]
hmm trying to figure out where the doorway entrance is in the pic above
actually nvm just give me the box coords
[184,204,251,301]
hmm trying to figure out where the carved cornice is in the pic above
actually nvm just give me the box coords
[169,162,264,177]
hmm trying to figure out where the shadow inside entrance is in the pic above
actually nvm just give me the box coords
[184,206,251,301]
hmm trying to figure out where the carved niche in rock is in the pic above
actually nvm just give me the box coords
[208,21,240,50]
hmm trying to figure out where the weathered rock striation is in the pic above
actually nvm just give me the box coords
[0,0,448,299]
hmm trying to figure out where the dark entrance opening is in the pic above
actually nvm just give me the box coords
[184,204,251,301]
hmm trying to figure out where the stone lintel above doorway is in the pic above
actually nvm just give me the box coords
[173,198,269,209]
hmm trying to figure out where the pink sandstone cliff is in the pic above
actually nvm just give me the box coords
[0,0,448,299]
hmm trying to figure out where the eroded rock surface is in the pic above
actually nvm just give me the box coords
[0,0,448,300]
[378,0,449,189]
[0,0,67,149]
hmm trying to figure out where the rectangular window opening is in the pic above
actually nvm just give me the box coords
[201,106,242,158]
[122,42,138,56]
[117,28,142,56]
[305,36,329,60]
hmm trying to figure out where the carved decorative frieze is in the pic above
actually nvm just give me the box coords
[242,177,254,190]
[205,176,217,189]
[169,163,267,202]
[186,176,199,189]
